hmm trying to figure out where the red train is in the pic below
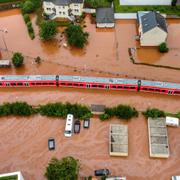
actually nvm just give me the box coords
[0,75,180,96]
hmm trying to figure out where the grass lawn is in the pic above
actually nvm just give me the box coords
[114,0,180,16]
[84,0,111,8]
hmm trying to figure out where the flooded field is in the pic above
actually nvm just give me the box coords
[0,10,180,82]
[136,19,180,68]
[0,88,180,180]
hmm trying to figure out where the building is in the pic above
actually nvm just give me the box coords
[96,8,115,28]
[137,11,168,46]
[120,0,171,5]
[148,118,170,158]
[109,124,128,156]
[0,171,24,180]
[43,0,84,20]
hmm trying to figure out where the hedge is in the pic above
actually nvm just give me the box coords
[143,108,165,118]
[100,105,138,120]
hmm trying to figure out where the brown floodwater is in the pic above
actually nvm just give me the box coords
[0,87,180,180]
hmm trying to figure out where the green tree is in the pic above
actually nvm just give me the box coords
[12,52,24,67]
[65,24,89,48]
[45,157,80,180]
[159,42,169,53]
[22,0,35,14]
[143,108,165,118]
[171,0,177,6]
[39,21,58,40]
[23,14,30,24]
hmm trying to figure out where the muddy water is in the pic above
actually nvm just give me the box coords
[136,19,180,67]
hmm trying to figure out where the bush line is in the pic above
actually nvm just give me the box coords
[0,102,179,120]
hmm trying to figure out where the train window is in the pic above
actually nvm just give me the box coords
[6,83,10,86]
[155,89,160,92]
[105,85,109,89]
[117,86,122,89]
[92,84,97,88]
[74,83,79,86]
[80,84,84,87]
[86,84,90,88]
[0,83,2,86]
[36,83,41,85]
[112,86,117,88]
[31,83,35,85]
[161,90,166,92]
[42,83,48,85]
[67,83,72,86]
[49,83,54,85]
[10,83,16,86]
[124,86,128,89]
[18,82,22,86]
[174,91,180,94]
[149,88,154,91]
[129,87,136,89]
[60,83,65,85]
[98,85,103,88]
[142,88,148,90]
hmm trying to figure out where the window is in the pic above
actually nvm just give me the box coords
[63,6,65,9]
[18,82,22,86]
[117,86,122,89]
[49,83,55,85]
[59,11,62,14]
[92,84,97,88]
[10,83,16,86]
[24,82,29,86]
[112,86,117,89]
[46,8,51,11]
[75,9,79,12]
[63,12,65,15]
[0,83,2,86]
[6,83,10,86]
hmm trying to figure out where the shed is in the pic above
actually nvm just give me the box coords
[96,8,115,28]
[90,104,105,115]
[166,116,179,127]
[109,124,128,156]
[137,11,168,46]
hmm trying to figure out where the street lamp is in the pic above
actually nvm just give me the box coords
[0,28,8,51]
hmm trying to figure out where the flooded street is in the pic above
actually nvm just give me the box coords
[0,87,180,180]
[0,9,180,180]
[0,10,180,82]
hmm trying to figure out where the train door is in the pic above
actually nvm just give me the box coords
[24,82,29,87]
[168,90,174,95]
[86,84,90,88]
[105,85,109,89]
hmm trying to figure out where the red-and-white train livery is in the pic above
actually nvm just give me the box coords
[0,75,180,96]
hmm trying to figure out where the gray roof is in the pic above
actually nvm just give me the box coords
[96,8,114,24]
[140,11,167,33]
[44,0,83,6]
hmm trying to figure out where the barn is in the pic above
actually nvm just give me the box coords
[96,8,115,28]
[137,11,168,46]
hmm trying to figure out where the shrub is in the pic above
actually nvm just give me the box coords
[39,21,58,40]
[22,0,35,14]
[45,157,80,180]
[159,42,169,53]
[143,108,165,118]
[0,102,34,116]
[99,113,110,121]
[38,102,92,119]
[88,176,92,180]
[23,14,30,23]
[12,52,24,67]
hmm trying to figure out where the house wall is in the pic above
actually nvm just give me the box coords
[43,1,84,18]
[97,23,115,28]
[140,27,167,46]
[120,0,171,5]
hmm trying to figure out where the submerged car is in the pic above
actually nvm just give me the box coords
[83,118,90,128]
[74,120,81,134]
[48,138,55,150]
[94,169,110,176]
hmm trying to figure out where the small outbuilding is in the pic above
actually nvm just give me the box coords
[137,11,168,46]
[96,8,115,28]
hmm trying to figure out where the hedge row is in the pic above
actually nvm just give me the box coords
[0,102,92,119]
[100,105,138,121]
[23,13,35,39]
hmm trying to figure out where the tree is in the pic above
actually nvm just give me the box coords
[159,42,169,53]
[171,0,177,6]
[12,52,24,67]
[39,21,58,40]
[22,0,35,14]
[65,24,89,48]
[45,157,80,180]
[143,108,165,118]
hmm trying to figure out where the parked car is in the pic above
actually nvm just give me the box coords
[48,138,55,150]
[83,118,90,128]
[74,120,81,134]
[94,169,110,176]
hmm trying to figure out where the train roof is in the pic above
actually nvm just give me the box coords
[0,75,56,81]
[141,80,180,89]
[59,76,139,85]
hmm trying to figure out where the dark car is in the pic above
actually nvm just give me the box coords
[74,120,81,133]
[48,138,55,150]
[94,169,110,176]
[83,118,90,128]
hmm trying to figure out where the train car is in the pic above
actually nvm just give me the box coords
[58,76,139,91]
[140,80,180,95]
[0,75,56,87]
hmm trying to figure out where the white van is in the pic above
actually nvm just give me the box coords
[64,114,74,137]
